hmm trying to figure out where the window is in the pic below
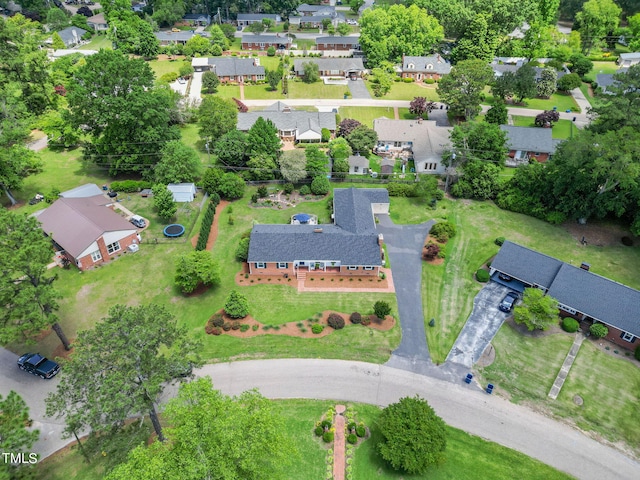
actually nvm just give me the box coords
[364,266,374,271]
[534,152,541,156]
[354,166,359,172]
[425,163,437,171]
[558,304,577,315]
[106,241,120,255]
[363,168,369,174]
[277,262,288,269]
[256,262,266,268]
[622,332,635,342]
[394,141,401,147]
[408,63,414,69]
[427,64,433,69]
[347,266,357,270]
[90,250,102,262]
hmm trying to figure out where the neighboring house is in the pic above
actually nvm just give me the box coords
[490,240,640,349]
[191,57,265,82]
[289,14,344,28]
[315,36,360,52]
[297,3,337,16]
[87,13,108,32]
[400,55,451,81]
[35,195,138,271]
[155,31,203,46]
[241,34,291,50]
[348,155,369,175]
[60,183,104,198]
[617,52,640,67]
[182,14,211,26]
[49,49,98,60]
[373,118,451,174]
[167,183,197,202]
[237,102,336,142]
[237,13,281,26]
[500,125,561,165]
[132,1,146,13]
[247,188,389,278]
[293,58,365,78]
[490,58,567,82]
[596,68,629,94]
[53,27,88,47]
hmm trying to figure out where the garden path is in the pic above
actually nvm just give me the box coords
[333,405,346,480]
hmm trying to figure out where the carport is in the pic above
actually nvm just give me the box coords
[491,272,526,293]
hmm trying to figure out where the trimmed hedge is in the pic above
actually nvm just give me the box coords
[589,323,608,338]
[562,317,580,333]
[196,197,218,251]
[475,269,489,282]
[110,180,152,193]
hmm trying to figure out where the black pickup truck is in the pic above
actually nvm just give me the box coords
[17,353,60,379]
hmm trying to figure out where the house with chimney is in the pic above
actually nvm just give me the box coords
[191,57,265,83]
[315,35,360,52]
[247,188,389,279]
[400,55,451,81]
[500,125,563,166]
[490,241,640,349]
[237,13,281,27]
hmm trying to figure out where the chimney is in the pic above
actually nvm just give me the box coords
[313,228,323,233]
[437,54,442,63]
[378,234,384,245]
[580,262,590,271]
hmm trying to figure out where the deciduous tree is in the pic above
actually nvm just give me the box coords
[108,10,159,57]
[106,377,295,480]
[346,125,378,156]
[46,304,202,447]
[536,67,558,98]
[302,61,319,83]
[202,70,220,94]
[328,136,352,161]
[377,396,446,474]
[310,175,330,195]
[485,101,508,125]
[452,13,501,62]
[266,69,280,90]
[437,59,493,120]
[337,118,362,138]
[305,146,329,177]
[557,72,582,91]
[409,96,436,118]
[155,140,201,184]
[198,96,238,145]
[279,149,307,183]
[588,65,640,134]
[213,130,249,168]
[534,110,560,127]
[175,250,220,293]
[0,391,39,479]
[152,0,186,27]
[152,184,177,221]
[513,288,559,330]
[450,122,507,164]
[512,63,537,103]
[576,0,621,54]
[246,117,281,162]
[217,173,245,199]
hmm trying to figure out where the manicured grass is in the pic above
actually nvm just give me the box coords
[148,59,189,79]
[241,83,284,99]
[339,106,399,127]
[421,199,640,364]
[179,123,208,162]
[80,34,112,51]
[479,325,640,457]
[288,80,347,99]
[368,81,440,101]
[484,90,580,113]
[511,116,577,139]
[212,84,242,99]
[352,403,573,480]
[584,61,620,82]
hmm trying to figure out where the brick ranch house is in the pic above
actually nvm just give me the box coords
[35,195,139,271]
[241,34,291,51]
[247,188,389,278]
[293,57,365,79]
[500,125,563,166]
[191,57,265,83]
[491,241,640,349]
[315,36,360,52]
[400,54,451,81]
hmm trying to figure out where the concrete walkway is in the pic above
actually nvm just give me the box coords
[549,332,586,400]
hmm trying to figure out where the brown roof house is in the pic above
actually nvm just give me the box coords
[36,196,139,271]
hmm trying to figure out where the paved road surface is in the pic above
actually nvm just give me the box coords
[347,78,371,99]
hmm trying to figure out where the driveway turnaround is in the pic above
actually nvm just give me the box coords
[446,282,513,368]
[188,359,639,480]
[375,214,434,373]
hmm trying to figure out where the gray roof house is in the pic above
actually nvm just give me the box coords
[293,58,365,78]
[191,56,265,79]
[87,13,108,32]
[54,27,87,47]
[500,125,561,165]
[182,14,211,25]
[237,103,336,142]
[595,68,629,94]
[348,155,369,175]
[491,241,640,344]
[400,55,452,80]
[60,183,104,199]
[155,31,205,45]
[373,118,451,174]
[247,188,389,276]
[237,13,281,26]
[617,52,640,67]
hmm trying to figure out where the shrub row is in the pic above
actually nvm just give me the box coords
[110,180,153,193]
[195,195,220,251]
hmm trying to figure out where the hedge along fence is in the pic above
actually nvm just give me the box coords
[195,194,220,251]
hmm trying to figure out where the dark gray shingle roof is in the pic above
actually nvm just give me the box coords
[237,14,280,21]
[56,27,87,46]
[293,58,365,74]
[237,110,336,133]
[491,241,563,289]
[547,264,640,337]
[241,34,291,45]
[500,125,557,154]
[333,188,389,235]
[316,36,360,46]
[207,57,264,77]
[402,55,451,75]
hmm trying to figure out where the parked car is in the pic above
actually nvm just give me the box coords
[498,272,512,282]
[498,292,519,313]
[130,215,146,228]
[17,353,60,379]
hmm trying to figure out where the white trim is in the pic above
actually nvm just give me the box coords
[256,262,266,268]
[90,250,102,262]
[347,266,357,270]
[622,332,635,342]
[364,266,374,271]
[277,262,288,269]
[106,241,120,255]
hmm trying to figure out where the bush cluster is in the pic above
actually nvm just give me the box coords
[300,185,311,195]
[110,180,152,193]
[589,323,608,338]
[350,312,362,324]
[386,182,417,197]
[495,236,505,246]
[327,313,345,330]
[196,196,220,251]
[211,313,224,327]
[347,433,358,444]
[562,317,580,333]
[475,269,489,282]
[311,324,324,334]
[430,221,456,243]
[322,431,334,443]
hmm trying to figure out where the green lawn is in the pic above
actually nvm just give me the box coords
[148,59,189,78]
[241,83,284,99]
[37,400,572,480]
[484,90,580,113]
[511,116,577,139]
[479,324,640,457]
[288,80,347,99]
[584,61,621,82]
[211,84,242,99]
[80,34,112,51]
[339,106,397,126]
[369,81,440,101]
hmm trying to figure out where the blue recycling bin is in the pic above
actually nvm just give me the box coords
[486,384,494,394]
[464,373,473,384]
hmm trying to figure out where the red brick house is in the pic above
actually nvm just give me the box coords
[400,55,451,81]
[241,34,291,51]
[191,57,265,83]
[36,196,139,271]
[315,36,360,52]
[500,125,563,166]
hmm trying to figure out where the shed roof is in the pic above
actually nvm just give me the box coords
[348,155,369,168]
[60,183,104,198]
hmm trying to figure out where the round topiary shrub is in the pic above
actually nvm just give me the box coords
[355,425,366,437]
[327,313,345,329]
[475,269,490,282]
[347,433,357,444]
[589,323,609,338]
[312,324,324,334]
[350,312,362,324]
[315,425,324,436]
[322,431,334,443]
[321,419,332,429]
[211,313,224,327]
[347,421,356,431]
[430,221,456,243]
[562,317,580,333]
[495,236,505,246]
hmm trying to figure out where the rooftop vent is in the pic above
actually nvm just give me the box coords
[313,228,323,233]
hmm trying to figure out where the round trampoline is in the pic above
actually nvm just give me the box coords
[163,224,185,237]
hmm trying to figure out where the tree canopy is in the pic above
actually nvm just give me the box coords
[513,288,559,330]
[575,0,621,54]
[175,250,220,294]
[198,96,238,145]
[278,149,307,183]
[437,60,494,121]
[106,377,295,480]
[46,304,202,445]
[346,125,378,157]
[0,391,39,479]
[359,5,444,67]
[155,140,201,184]
[377,395,447,474]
